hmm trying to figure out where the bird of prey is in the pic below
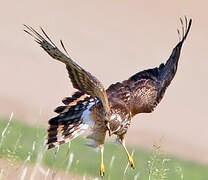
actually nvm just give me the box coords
[24,17,192,177]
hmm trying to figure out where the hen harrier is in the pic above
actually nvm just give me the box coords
[24,17,192,176]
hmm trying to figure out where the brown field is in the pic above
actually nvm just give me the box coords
[0,159,82,180]
[0,0,208,165]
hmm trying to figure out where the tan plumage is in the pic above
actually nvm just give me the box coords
[24,17,192,176]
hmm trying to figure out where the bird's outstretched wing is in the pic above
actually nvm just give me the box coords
[107,17,192,116]
[24,25,110,113]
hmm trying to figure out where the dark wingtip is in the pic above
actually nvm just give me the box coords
[60,40,69,55]
[40,26,56,47]
[181,17,192,42]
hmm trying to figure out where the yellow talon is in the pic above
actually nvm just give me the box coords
[100,163,105,177]
[100,145,105,177]
[119,135,136,169]
[128,156,135,169]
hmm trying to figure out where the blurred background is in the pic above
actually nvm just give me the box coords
[0,0,208,179]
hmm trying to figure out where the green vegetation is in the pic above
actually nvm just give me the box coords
[0,117,208,180]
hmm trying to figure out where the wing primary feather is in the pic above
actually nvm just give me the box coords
[40,26,57,47]
[26,25,46,43]
[24,25,110,113]
[60,40,69,56]
[177,29,181,41]
[185,16,188,32]
[157,17,192,96]
[181,17,192,42]
[23,25,41,43]
[122,18,192,115]
[180,17,184,38]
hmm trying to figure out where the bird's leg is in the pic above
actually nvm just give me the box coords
[119,135,135,169]
[99,144,105,177]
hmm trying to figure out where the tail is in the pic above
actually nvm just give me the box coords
[158,17,192,87]
[46,91,96,149]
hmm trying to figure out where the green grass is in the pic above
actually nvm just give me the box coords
[0,117,208,180]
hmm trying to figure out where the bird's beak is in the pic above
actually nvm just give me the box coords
[108,130,112,136]
[105,120,112,136]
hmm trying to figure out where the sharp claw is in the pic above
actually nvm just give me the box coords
[100,164,105,177]
[128,157,135,169]
[130,162,135,169]
[100,170,105,177]
[100,171,105,177]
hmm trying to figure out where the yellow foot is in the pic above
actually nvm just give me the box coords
[100,164,105,177]
[128,156,135,169]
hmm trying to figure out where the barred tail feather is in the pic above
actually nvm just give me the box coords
[46,91,96,149]
[47,122,89,149]
[61,91,89,106]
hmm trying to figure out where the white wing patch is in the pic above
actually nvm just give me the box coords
[81,101,96,126]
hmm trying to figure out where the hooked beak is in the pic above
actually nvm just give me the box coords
[105,120,112,136]
[108,130,113,136]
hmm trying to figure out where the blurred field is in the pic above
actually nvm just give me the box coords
[0,118,208,180]
[0,159,82,180]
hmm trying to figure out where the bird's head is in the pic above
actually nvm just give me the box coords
[105,111,122,136]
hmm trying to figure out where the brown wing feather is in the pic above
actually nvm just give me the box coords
[126,75,160,115]
[24,25,110,112]
[106,78,158,116]
[107,17,192,116]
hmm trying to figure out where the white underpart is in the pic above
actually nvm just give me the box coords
[110,114,122,122]
[81,101,96,126]
[117,115,122,122]
[110,114,117,120]
[80,124,89,131]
